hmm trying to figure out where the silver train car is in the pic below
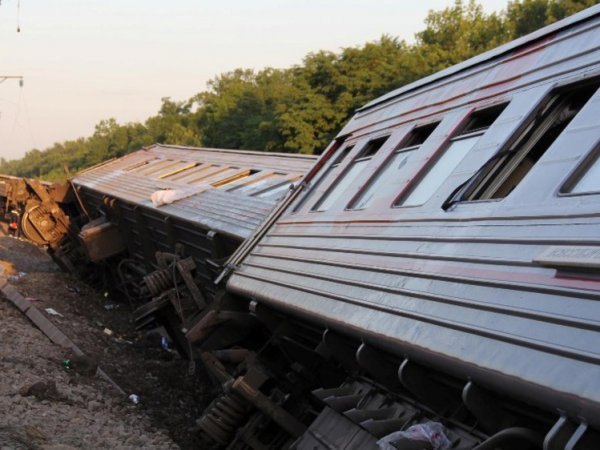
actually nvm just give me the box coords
[213,5,600,449]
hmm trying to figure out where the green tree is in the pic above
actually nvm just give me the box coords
[192,68,294,151]
[415,0,507,73]
[505,0,598,38]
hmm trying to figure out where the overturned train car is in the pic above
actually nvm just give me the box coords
[217,6,600,450]
[49,144,316,354]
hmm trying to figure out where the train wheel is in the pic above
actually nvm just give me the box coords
[20,202,64,246]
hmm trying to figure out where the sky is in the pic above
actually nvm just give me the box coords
[0,0,509,160]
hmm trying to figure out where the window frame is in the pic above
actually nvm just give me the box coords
[393,102,508,209]
[310,135,390,212]
[291,140,358,213]
[253,177,300,200]
[447,81,600,205]
[559,140,600,197]
[395,129,486,208]
[347,121,440,211]
[227,171,280,194]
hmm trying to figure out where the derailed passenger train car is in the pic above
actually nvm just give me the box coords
[50,143,316,353]
[211,6,600,449]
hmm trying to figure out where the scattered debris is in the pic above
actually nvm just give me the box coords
[377,421,451,450]
[66,285,81,294]
[19,380,61,401]
[104,303,118,311]
[103,328,114,336]
[45,307,63,317]
[128,394,140,405]
[0,234,207,448]
[7,271,27,281]
[63,354,99,377]
[113,336,134,345]
[1,290,178,449]
[161,336,170,351]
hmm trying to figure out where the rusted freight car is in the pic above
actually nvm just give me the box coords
[204,5,600,450]
[0,174,71,245]
[50,143,316,353]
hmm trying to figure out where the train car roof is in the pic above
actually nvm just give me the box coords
[359,4,600,113]
[72,144,317,240]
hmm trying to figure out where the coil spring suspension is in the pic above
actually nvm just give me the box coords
[198,389,251,444]
[143,267,175,297]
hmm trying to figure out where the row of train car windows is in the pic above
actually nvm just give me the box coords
[125,158,296,199]
[303,78,600,212]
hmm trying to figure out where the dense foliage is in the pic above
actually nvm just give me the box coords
[1,0,597,181]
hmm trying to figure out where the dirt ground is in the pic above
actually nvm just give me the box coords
[0,235,217,449]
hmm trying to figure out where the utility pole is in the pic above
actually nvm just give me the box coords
[0,76,23,87]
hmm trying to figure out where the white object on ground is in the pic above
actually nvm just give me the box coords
[44,308,63,318]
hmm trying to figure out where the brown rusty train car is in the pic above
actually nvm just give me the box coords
[0,174,71,245]
[214,5,600,449]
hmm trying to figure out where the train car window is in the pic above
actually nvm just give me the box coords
[125,159,154,171]
[330,145,355,167]
[254,180,295,200]
[350,122,439,210]
[564,150,600,194]
[159,162,198,179]
[313,136,389,211]
[460,83,598,201]
[167,164,207,181]
[233,173,286,194]
[186,166,229,184]
[292,144,355,212]
[140,160,182,176]
[132,159,172,174]
[171,164,215,182]
[211,169,251,187]
[460,102,507,134]
[398,104,507,207]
